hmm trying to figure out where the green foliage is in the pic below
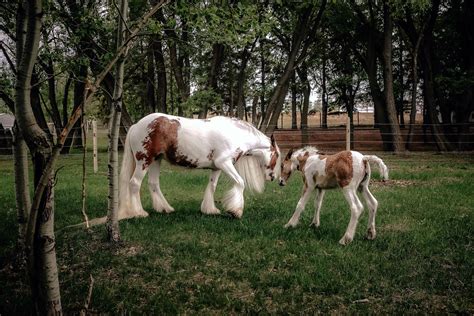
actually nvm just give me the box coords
[181,89,223,115]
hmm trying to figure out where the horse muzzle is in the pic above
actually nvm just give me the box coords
[279,179,286,186]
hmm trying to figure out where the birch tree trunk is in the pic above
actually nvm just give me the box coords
[107,0,129,242]
[13,123,30,261]
[15,0,62,313]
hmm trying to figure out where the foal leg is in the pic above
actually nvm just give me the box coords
[310,189,325,228]
[285,183,315,228]
[201,170,222,215]
[125,164,149,219]
[217,160,245,218]
[148,160,174,213]
[361,184,378,240]
[339,188,364,245]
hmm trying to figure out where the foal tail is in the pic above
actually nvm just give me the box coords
[364,155,389,181]
[118,125,136,218]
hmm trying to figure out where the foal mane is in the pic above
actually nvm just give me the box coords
[291,146,320,159]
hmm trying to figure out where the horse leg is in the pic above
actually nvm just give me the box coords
[201,170,222,215]
[361,184,378,240]
[126,162,149,219]
[310,189,325,228]
[285,182,315,228]
[148,159,174,213]
[217,159,245,218]
[339,188,364,245]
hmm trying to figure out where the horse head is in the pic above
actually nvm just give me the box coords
[263,134,281,182]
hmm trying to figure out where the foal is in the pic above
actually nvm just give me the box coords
[279,147,388,245]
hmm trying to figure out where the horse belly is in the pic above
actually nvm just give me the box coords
[314,174,338,189]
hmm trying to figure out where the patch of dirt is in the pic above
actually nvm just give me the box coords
[371,179,418,188]
[115,245,143,257]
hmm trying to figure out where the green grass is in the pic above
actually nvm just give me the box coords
[0,151,473,314]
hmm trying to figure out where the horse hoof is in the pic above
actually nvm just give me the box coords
[284,222,296,228]
[201,208,221,215]
[309,222,320,228]
[227,209,242,219]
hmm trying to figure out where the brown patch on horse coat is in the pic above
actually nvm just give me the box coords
[233,148,244,163]
[207,149,215,161]
[269,145,279,170]
[297,151,310,172]
[136,116,198,169]
[320,151,353,187]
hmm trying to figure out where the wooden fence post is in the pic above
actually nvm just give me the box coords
[346,116,350,151]
[92,120,98,173]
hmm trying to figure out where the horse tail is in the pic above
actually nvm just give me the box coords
[234,156,265,194]
[364,155,389,181]
[118,125,136,217]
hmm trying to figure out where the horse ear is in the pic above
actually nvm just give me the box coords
[285,148,294,159]
[270,134,276,146]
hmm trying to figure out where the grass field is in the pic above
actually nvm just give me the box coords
[0,150,473,314]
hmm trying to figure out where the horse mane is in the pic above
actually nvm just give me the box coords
[234,155,265,194]
[225,117,274,194]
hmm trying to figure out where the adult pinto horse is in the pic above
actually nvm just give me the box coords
[118,113,281,220]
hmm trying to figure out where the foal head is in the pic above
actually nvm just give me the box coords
[279,146,319,186]
[279,148,296,186]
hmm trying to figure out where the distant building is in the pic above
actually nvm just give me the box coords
[0,113,14,131]
[0,113,14,155]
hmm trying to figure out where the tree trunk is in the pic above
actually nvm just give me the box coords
[291,72,297,129]
[15,0,63,313]
[251,95,258,126]
[382,1,403,152]
[153,34,167,113]
[298,66,310,131]
[322,51,328,129]
[13,123,31,261]
[397,38,405,127]
[260,10,310,133]
[200,43,225,118]
[260,38,266,122]
[61,65,87,154]
[62,75,72,128]
[261,1,327,134]
[236,46,253,119]
[107,0,129,243]
[162,10,189,115]
[146,39,157,113]
[418,0,452,151]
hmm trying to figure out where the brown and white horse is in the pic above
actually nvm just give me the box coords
[279,146,388,245]
[118,113,281,220]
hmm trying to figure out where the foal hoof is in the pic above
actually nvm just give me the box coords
[163,207,175,214]
[339,235,353,246]
[366,228,376,240]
